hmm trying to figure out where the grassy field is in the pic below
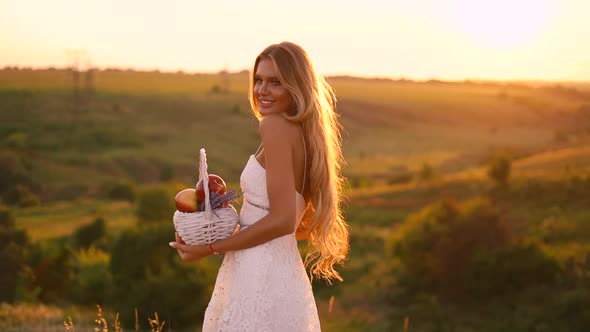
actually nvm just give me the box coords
[2,68,590,331]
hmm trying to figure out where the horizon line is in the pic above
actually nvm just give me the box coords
[1,64,589,85]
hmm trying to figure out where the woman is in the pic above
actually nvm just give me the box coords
[170,41,349,331]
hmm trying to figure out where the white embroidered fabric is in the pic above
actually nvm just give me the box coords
[202,155,321,332]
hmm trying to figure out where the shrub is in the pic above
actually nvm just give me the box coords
[389,197,560,303]
[28,239,76,302]
[0,150,35,196]
[159,164,174,181]
[136,188,174,223]
[349,176,373,189]
[3,184,40,207]
[209,85,222,94]
[51,183,90,202]
[70,247,112,305]
[388,172,413,185]
[3,132,29,149]
[553,130,569,144]
[0,207,30,302]
[73,217,107,250]
[109,223,213,329]
[487,153,511,186]
[117,157,161,182]
[417,162,436,182]
[106,182,136,202]
[464,241,560,298]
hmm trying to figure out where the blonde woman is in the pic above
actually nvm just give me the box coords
[170,41,349,331]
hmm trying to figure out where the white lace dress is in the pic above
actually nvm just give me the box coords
[202,155,321,332]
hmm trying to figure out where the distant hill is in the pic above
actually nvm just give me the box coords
[1,68,588,202]
[513,145,590,178]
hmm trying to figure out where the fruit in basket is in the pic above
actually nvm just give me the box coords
[196,174,227,202]
[175,188,199,212]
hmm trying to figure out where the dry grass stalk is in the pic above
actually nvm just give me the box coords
[147,312,165,332]
[94,305,108,332]
[64,316,75,331]
[328,295,335,313]
[134,308,139,332]
[111,312,122,332]
[0,302,63,329]
[404,316,410,331]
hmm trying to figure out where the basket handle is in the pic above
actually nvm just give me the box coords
[198,148,212,219]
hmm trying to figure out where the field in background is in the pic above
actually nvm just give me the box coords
[1,68,590,331]
[3,68,588,185]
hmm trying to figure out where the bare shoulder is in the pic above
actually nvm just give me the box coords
[259,114,299,144]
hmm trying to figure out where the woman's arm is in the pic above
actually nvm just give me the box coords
[171,114,300,262]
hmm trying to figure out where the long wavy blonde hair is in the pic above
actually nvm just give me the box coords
[248,41,349,282]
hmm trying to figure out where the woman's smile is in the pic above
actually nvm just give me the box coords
[254,58,293,115]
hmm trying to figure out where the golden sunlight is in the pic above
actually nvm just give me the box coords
[446,0,555,50]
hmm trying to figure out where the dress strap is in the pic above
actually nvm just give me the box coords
[254,143,264,157]
[298,125,307,194]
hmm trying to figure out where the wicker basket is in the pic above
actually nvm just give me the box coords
[173,148,239,245]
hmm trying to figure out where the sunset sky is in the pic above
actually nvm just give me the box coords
[1,0,589,82]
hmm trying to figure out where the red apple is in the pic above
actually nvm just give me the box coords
[175,188,198,212]
[196,174,226,202]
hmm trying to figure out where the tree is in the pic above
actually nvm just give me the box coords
[488,153,511,186]
[389,197,559,303]
[417,162,436,182]
[3,184,40,207]
[0,151,37,206]
[109,223,213,329]
[70,247,112,305]
[73,217,106,249]
[107,182,136,202]
[136,188,174,223]
[28,239,76,302]
[0,207,30,302]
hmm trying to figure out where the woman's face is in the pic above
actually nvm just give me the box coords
[254,58,294,116]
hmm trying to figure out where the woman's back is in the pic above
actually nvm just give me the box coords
[202,147,320,332]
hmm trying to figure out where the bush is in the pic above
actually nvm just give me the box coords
[3,132,29,149]
[136,188,174,223]
[388,172,413,185]
[28,239,76,302]
[0,207,30,302]
[389,197,560,303]
[0,150,36,198]
[109,223,213,329]
[70,247,112,305]
[106,182,136,202]
[498,177,590,208]
[349,176,373,189]
[44,183,91,202]
[73,217,107,250]
[117,157,161,182]
[487,153,511,186]
[3,184,40,207]
[464,241,560,298]
[159,164,174,181]
[417,162,436,182]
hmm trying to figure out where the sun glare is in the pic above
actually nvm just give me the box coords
[446,0,555,50]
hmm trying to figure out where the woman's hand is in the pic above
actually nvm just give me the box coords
[169,232,210,262]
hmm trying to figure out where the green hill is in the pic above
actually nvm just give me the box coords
[2,68,590,331]
[1,68,588,235]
